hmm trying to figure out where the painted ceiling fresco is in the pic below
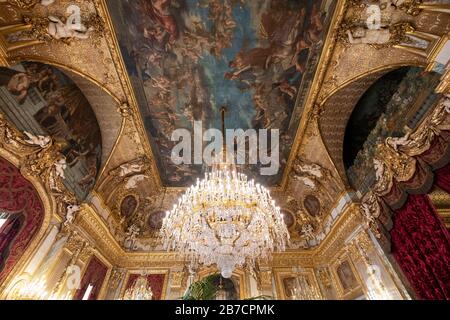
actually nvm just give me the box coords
[108,0,336,187]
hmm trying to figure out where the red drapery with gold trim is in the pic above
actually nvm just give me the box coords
[0,157,44,284]
[434,165,450,194]
[390,194,450,300]
[73,256,108,300]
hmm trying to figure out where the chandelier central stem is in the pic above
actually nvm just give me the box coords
[220,106,227,163]
[161,106,289,278]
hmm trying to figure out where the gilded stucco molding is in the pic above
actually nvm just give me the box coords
[279,0,348,192]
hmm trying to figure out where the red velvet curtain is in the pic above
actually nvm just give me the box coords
[73,256,108,300]
[390,194,450,300]
[124,274,166,300]
[434,165,450,194]
[0,157,44,284]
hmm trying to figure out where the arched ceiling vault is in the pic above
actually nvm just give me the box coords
[318,63,426,185]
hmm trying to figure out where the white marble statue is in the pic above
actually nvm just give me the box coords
[41,0,55,6]
[65,204,80,224]
[347,27,391,44]
[297,176,316,189]
[291,158,327,189]
[301,224,315,240]
[361,202,376,225]
[125,174,147,189]
[373,159,386,182]
[47,15,92,40]
[294,161,324,179]
[23,131,51,148]
[385,132,412,152]
[54,157,67,179]
[124,224,140,250]
[119,163,144,177]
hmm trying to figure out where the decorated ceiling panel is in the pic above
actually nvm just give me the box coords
[107,0,337,187]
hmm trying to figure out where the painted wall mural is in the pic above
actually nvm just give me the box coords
[107,0,336,186]
[0,62,102,200]
[120,195,138,218]
[335,260,359,293]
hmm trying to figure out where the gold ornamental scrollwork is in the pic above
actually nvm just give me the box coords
[107,267,125,290]
[170,271,184,289]
[19,13,105,46]
[3,0,40,9]
[397,0,423,16]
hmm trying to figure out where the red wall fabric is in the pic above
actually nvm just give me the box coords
[124,273,166,300]
[0,157,44,284]
[74,256,108,300]
[390,194,450,300]
[434,165,450,194]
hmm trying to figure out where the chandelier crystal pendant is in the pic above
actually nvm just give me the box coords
[161,108,290,278]
[122,275,153,300]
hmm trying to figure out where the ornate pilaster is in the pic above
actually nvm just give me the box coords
[257,268,274,297]
[51,232,89,298]
[167,268,186,299]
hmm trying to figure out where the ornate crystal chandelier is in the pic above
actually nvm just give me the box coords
[161,108,289,278]
[15,277,49,300]
[12,276,71,300]
[122,275,153,300]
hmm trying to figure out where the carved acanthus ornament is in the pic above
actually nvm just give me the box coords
[108,267,125,290]
[1,0,57,9]
[360,95,450,236]
[3,0,40,9]
[117,102,131,118]
[375,22,415,49]
[317,268,333,289]
[257,269,273,291]
[396,0,423,16]
[170,270,184,289]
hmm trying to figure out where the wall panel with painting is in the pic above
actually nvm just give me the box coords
[0,62,102,200]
